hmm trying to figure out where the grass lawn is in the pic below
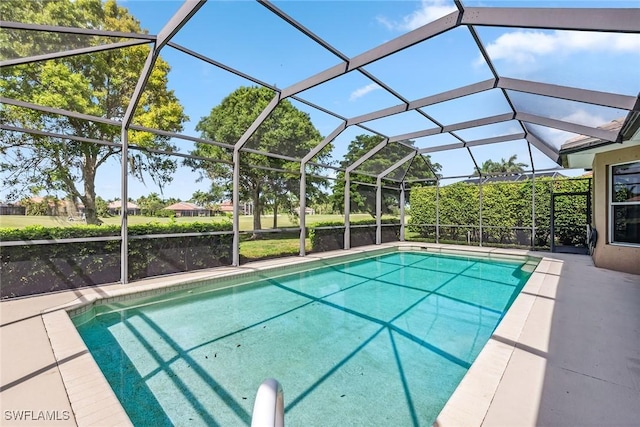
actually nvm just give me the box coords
[240,234,310,262]
[0,213,374,230]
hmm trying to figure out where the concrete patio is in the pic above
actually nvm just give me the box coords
[1,244,639,426]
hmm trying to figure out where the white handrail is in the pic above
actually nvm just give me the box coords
[250,378,284,427]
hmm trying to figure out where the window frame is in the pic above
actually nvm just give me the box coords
[609,160,640,247]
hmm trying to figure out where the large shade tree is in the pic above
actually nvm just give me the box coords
[332,134,441,216]
[0,0,187,224]
[189,86,329,233]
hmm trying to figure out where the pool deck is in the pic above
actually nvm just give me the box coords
[1,243,639,426]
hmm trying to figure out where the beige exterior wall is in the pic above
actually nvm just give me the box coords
[591,145,640,275]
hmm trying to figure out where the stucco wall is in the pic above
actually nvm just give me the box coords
[592,145,640,275]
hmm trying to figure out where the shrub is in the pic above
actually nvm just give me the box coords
[0,221,233,299]
[408,177,591,249]
[309,218,400,252]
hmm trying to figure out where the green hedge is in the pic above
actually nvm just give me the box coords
[310,218,400,252]
[408,178,590,248]
[0,221,233,299]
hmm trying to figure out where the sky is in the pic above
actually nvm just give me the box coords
[5,0,640,201]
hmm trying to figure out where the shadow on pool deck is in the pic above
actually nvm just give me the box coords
[480,253,640,426]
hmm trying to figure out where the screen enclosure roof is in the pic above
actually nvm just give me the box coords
[1,0,639,185]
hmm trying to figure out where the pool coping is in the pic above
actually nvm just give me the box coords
[41,242,548,426]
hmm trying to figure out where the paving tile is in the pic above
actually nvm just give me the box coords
[482,347,547,427]
[535,364,640,427]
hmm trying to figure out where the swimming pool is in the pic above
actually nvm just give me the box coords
[73,249,537,426]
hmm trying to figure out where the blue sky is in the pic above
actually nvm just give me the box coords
[10,0,640,201]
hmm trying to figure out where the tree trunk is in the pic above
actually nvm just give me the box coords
[273,200,278,229]
[65,195,79,219]
[81,161,102,225]
[252,186,261,239]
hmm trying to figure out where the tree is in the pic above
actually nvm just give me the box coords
[475,154,528,175]
[95,196,109,217]
[331,134,441,216]
[190,188,223,208]
[188,86,329,234]
[136,192,165,216]
[0,0,187,224]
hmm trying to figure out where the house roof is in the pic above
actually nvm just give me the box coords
[461,171,565,184]
[107,200,140,209]
[21,197,62,206]
[560,114,640,169]
[164,202,207,211]
[560,118,625,152]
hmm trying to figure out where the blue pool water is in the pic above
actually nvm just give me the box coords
[74,250,536,426]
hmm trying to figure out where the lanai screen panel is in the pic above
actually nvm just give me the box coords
[525,123,584,153]
[352,141,416,178]
[481,178,534,248]
[453,121,525,142]
[307,127,380,177]
[428,147,479,179]
[273,0,457,57]
[296,70,405,118]
[360,110,437,138]
[412,133,462,152]
[476,26,640,96]
[0,28,144,61]
[508,91,629,129]
[2,44,150,119]
[363,26,496,101]
[240,97,343,160]
[169,0,343,89]
[529,145,568,172]
[470,140,532,173]
[420,89,514,127]
[404,154,440,183]
[152,44,279,140]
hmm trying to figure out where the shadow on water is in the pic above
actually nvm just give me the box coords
[76,319,175,426]
[77,251,533,426]
[388,329,420,427]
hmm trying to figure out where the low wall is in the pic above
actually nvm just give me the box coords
[311,224,400,252]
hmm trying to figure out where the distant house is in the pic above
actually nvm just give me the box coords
[295,206,315,215]
[461,171,565,184]
[219,200,234,213]
[20,196,65,216]
[0,202,26,215]
[218,200,253,215]
[164,202,211,217]
[108,200,141,216]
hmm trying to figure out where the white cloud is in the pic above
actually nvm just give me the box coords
[377,0,457,32]
[480,30,640,65]
[349,83,381,101]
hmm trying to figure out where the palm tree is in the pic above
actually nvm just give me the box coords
[474,154,528,175]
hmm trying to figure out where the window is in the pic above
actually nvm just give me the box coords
[610,161,640,245]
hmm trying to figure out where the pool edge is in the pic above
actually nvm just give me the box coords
[433,251,552,427]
